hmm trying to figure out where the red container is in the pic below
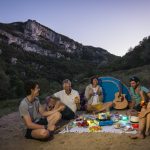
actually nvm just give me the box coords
[132,123,139,129]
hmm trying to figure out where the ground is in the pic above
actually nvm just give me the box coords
[0,112,150,150]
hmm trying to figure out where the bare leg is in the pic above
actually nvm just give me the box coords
[96,102,113,112]
[47,112,61,131]
[86,104,94,112]
[129,117,146,139]
[145,113,150,136]
[145,102,150,135]
[139,102,150,118]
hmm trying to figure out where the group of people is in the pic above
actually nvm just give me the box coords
[19,76,150,140]
[19,79,80,140]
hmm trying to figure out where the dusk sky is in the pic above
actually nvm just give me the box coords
[0,0,150,56]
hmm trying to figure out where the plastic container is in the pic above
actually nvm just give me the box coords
[99,120,113,126]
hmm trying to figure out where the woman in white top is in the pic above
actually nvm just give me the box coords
[85,76,112,113]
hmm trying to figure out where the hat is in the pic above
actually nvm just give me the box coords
[129,76,140,83]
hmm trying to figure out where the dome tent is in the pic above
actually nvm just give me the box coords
[98,77,131,103]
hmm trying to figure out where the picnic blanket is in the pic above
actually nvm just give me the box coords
[59,114,137,134]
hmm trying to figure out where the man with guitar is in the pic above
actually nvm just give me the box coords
[129,76,150,139]
[129,76,150,111]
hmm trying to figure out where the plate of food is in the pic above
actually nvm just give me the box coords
[130,116,139,123]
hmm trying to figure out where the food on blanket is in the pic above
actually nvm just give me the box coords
[93,120,99,125]
[130,116,139,123]
[79,116,84,119]
[132,123,139,129]
[122,126,134,132]
[114,123,121,129]
[76,118,83,121]
[87,119,94,123]
[111,117,119,123]
[98,113,107,120]
[77,120,89,127]
[89,126,102,132]
[87,120,92,125]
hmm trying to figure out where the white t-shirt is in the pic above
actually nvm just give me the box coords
[54,89,79,113]
[92,87,99,105]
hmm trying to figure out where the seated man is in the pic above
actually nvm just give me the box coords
[85,76,113,113]
[129,76,150,111]
[19,80,63,140]
[53,79,80,120]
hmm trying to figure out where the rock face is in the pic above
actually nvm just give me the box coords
[0,19,118,65]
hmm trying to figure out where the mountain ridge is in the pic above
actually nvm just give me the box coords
[0,19,150,100]
[0,19,118,65]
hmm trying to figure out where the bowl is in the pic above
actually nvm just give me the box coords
[130,116,139,123]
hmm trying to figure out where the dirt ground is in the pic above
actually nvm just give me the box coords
[0,112,150,150]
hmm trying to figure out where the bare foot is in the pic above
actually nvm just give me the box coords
[145,132,150,136]
[129,134,144,139]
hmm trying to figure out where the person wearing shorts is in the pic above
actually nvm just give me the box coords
[19,80,63,140]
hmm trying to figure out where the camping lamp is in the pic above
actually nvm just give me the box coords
[122,116,128,121]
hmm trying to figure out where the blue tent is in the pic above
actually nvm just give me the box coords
[98,77,131,103]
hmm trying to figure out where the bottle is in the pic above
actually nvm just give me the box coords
[140,100,146,106]
[106,107,110,119]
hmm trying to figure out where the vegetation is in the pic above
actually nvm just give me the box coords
[0,41,100,100]
[0,99,19,117]
[0,21,150,117]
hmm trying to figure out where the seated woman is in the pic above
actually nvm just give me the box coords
[45,96,65,112]
[45,95,77,120]
[85,76,113,113]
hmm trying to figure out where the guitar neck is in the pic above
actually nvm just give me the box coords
[118,81,122,96]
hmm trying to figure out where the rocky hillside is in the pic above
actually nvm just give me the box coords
[0,19,117,65]
[0,19,119,100]
[0,19,149,100]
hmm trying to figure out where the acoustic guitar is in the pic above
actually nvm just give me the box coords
[113,82,128,110]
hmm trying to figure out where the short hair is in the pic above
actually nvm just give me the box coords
[90,76,99,84]
[62,79,71,85]
[45,95,60,104]
[25,80,39,95]
[129,76,140,83]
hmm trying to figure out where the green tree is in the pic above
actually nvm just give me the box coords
[0,70,10,100]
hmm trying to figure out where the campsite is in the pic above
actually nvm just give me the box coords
[1,76,150,150]
[1,111,150,150]
[1,1,150,150]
